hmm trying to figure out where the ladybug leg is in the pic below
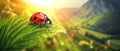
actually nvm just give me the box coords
[39,25,42,28]
[33,22,37,25]
[39,22,46,28]
[29,22,37,26]
[29,22,33,25]
[38,23,42,28]
[42,22,49,28]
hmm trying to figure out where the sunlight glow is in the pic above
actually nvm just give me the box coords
[28,0,51,7]
[23,0,88,26]
[26,0,88,8]
[22,0,88,31]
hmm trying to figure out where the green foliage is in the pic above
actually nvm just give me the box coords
[0,17,60,51]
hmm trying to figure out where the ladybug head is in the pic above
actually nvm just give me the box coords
[44,14,52,24]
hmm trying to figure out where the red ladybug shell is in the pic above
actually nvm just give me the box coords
[30,12,46,24]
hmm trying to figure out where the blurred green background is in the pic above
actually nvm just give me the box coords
[0,0,120,51]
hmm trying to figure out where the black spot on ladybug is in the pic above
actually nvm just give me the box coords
[37,12,40,14]
[44,14,46,17]
[34,16,37,20]
[40,19,44,22]
[40,19,43,20]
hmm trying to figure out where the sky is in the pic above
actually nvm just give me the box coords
[50,0,88,8]
[27,0,89,8]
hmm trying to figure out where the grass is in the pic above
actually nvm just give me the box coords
[0,17,62,51]
[0,16,119,51]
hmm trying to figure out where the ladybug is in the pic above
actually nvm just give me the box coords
[30,12,52,24]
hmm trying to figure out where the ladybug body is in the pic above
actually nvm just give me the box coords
[30,12,52,24]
